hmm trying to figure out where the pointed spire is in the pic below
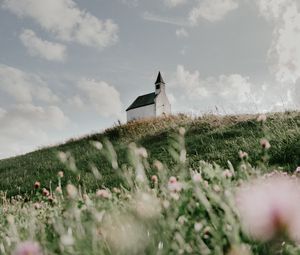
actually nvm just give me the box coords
[155,71,165,84]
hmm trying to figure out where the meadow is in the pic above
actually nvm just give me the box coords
[0,112,300,254]
[0,112,299,197]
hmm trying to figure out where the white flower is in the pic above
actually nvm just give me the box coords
[260,138,271,150]
[192,173,202,183]
[92,141,103,150]
[236,174,300,242]
[222,169,233,178]
[96,189,112,199]
[13,241,42,255]
[194,222,203,232]
[66,184,77,199]
[168,181,182,192]
[238,151,248,160]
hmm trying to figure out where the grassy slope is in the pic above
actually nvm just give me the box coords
[0,112,299,197]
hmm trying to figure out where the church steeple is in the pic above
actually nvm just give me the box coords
[155,71,165,85]
[155,71,165,95]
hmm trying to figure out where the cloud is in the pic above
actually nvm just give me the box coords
[2,0,119,50]
[176,28,189,37]
[0,65,70,158]
[20,29,67,62]
[256,0,300,83]
[189,0,239,24]
[77,79,122,118]
[164,0,187,8]
[170,65,294,114]
[0,64,59,103]
[0,104,69,159]
[0,108,6,119]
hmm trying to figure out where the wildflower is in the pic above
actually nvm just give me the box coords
[34,203,41,210]
[34,181,40,189]
[92,141,103,150]
[213,185,221,193]
[162,200,170,209]
[168,177,182,192]
[7,215,14,224]
[112,187,121,194]
[203,180,209,188]
[55,186,62,194]
[60,229,74,246]
[153,160,163,171]
[222,169,233,178]
[13,241,42,255]
[82,194,92,206]
[66,184,77,199]
[238,150,248,160]
[96,189,112,199]
[124,194,132,200]
[170,192,180,200]
[236,174,300,242]
[136,147,148,158]
[48,196,55,203]
[192,173,202,183]
[194,222,203,232]
[203,226,211,234]
[257,114,267,122]
[260,138,271,150]
[151,175,158,184]
[169,176,177,183]
[57,171,64,178]
[178,215,187,225]
[42,188,49,197]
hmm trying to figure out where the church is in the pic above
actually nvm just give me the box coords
[126,72,171,122]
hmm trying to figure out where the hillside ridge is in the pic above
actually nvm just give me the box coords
[0,112,299,197]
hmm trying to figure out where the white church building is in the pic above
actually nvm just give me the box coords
[126,72,171,122]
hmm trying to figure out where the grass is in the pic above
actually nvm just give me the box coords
[0,111,299,197]
[1,111,300,254]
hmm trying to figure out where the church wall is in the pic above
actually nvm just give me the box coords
[127,104,155,122]
[155,91,171,116]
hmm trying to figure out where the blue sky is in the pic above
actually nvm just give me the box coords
[0,0,299,158]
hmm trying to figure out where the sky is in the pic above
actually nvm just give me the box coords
[0,0,299,159]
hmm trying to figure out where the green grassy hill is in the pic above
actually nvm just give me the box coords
[0,112,299,197]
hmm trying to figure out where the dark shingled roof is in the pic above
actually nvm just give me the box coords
[126,92,156,111]
[155,71,165,84]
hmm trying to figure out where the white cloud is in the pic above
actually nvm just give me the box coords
[0,65,69,158]
[256,0,300,83]
[2,0,119,50]
[77,79,122,118]
[20,29,67,62]
[0,64,59,103]
[171,65,294,114]
[164,0,187,8]
[0,104,69,159]
[189,0,239,24]
[0,108,6,119]
[175,65,209,98]
[176,28,189,38]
